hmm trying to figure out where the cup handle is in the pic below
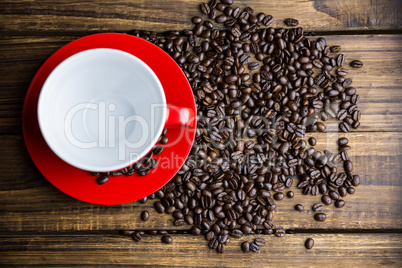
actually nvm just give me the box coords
[165,105,195,127]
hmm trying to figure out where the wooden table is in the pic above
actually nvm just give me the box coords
[1,0,402,266]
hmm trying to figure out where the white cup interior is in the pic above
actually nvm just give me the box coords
[38,48,166,172]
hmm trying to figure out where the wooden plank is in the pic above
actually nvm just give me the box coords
[1,234,401,267]
[0,34,401,134]
[0,132,400,231]
[0,0,401,33]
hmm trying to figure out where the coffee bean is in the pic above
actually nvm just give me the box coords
[352,175,360,186]
[295,204,304,211]
[96,174,109,185]
[275,229,286,237]
[154,201,165,213]
[241,241,250,252]
[284,18,299,26]
[344,160,353,173]
[286,191,294,198]
[132,232,142,242]
[161,235,173,244]
[230,229,243,238]
[220,0,234,5]
[200,3,210,14]
[322,195,332,205]
[308,137,317,146]
[350,60,363,68]
[248,62,259,70]
[312,203,323,212]
[335,199,345,208]
[338,137,349,146]
[339,122,350,132]
[250,242,260,252]
[329,191,339,200]
[305,238,314,249]
[314,213,326,221]
[153,145,163,155]
[159,135,168,144]
[339,144,351,151]
[336,54,345,67]
[255,238,265,246]
[141,211,149,221]
[274,192,284,201]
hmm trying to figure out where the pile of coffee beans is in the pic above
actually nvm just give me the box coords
[119,0,362,253]
[91,129,168,185]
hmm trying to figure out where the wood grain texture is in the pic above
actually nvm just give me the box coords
[0,0,401,34]
[0,34,401,134]
[0,132,400,231]
[1,233,402,267]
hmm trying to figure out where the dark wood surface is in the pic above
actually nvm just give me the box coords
[0,0,401,266]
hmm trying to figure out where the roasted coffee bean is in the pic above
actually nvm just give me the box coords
[274,192,284,200]
[153,145,164,155]
[308,137,317,146]
[352,175,360,186]
[312,203,323,212]
[250,242,260,252]
[275,229,286,237]
[338,137,349,146]
[344,160,353,173]
[132,232,142,242]
[350,60,363,68]
[336,54,345,67]
[161,235,173,244]
[295,204,304,211]
[241,241,250,252]
[335,199,345,208]
[305,238,314,249]
[286,191,294,198]
[141,210,149,221]
[284,18,299,26]
[339,122,350,132]
[154,201,165,213]
[96,174,109,185]
[159,135,169,144]
[314,213,326,221]
[254,238,265,246]
[230,229,243,238]
[339,144,351,151]
[322,195,332,205]
[329,191,340,200]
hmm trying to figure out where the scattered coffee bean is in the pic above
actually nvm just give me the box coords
[295,204,304,211]
[254,238,265,246]
[250,242,260,252]
[350,60,363,68]
[308,137,317,146]
[335,199,346,208]
[141,211,149,221]
[96,174,109,185]
[312,203,323,212]
[161,235,173,244]
[322,195,332,205]
[153,145,163,155]
[287,191,294,198]
[284,18,299,26]
[314,213,326,221]
[132,232,142,242]
[338,137,349,146]
[305,238,314,249]
[241,241,250,252]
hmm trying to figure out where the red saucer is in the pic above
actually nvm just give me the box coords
[23,33,196,205]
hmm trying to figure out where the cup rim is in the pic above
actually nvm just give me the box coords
[37,48,167,172]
